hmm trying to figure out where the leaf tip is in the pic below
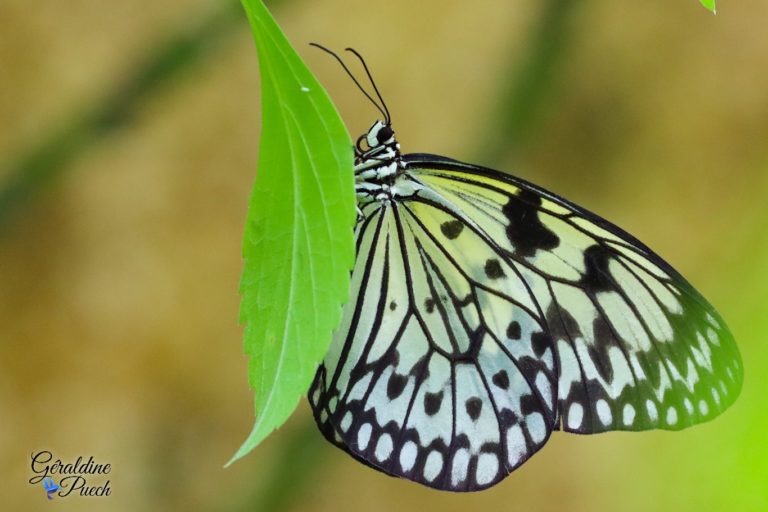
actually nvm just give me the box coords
[699,0,717,14]
[226,418,274,467]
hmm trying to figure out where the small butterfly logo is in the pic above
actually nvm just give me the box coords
[42,477,59,500]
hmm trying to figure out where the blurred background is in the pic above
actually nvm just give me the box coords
[2,0,767,510]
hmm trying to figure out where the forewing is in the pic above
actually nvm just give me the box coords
[402,154,742,434]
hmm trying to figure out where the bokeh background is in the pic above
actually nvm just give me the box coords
[2,0,767,510]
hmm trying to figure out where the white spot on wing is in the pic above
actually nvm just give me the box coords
[535,372,552,405]
[666,406,678,425]
[682,358,699,392]
[694,332,714,372]
[646,400,658,422]
[526,413,547,444]
[506,424,526,467]
[654,361,672,402]
[340,412,352,432]
[475,453,499,486]
[706,327,720,346]
[596,399,612,426]
[424,451,444,482]
[684,398,694,415]
[451,448,469,487]
[375,433,393,462]
[357,423,372,450]
[311,384,320,404]
[399,441,417,472]
[567,403,584,430]
[628,352,648,381]
[622,403,636,426]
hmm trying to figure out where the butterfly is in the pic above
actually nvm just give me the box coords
[307,45,743,492]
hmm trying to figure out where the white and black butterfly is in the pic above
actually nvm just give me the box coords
[307,45,743,492]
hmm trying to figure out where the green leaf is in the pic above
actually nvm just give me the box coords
[699,0,716,13]
[228,0,356,464]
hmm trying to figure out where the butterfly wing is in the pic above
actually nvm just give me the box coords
[309,153,742,491]
[310,198,554,491]
[400,154,743,433]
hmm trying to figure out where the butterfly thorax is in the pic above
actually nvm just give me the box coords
[355,121,416,205]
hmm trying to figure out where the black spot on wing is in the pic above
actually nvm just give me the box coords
[531,331,553,358]
[503,189,560,257]
[424,390,444,416]
[425,297,436,313]
[506,321,522,340]
[389,300,397,311]
[410,354,431,384]
[465,397,483,421]
[385,348,401,368]
[492,370,510,389]
[580,244,616,293]
[484,259,505,279]
[520,394,542,416]
[440,220,464,239]
[387,372,408,400]
[590,313,617,382]
[547,300,582,341]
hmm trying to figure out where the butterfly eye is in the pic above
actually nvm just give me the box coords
[376,125,394,144]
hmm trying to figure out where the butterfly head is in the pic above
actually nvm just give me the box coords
[354,120,399,167]
[366,120,395,147]
[357,120,396,152]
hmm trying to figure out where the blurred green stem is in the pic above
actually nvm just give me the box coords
[228,420,324,512]
[0,1,244,229]
[476,0,585,165]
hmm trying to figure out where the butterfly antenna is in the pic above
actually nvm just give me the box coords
[344,47,390,125]
[309,43,388,123]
